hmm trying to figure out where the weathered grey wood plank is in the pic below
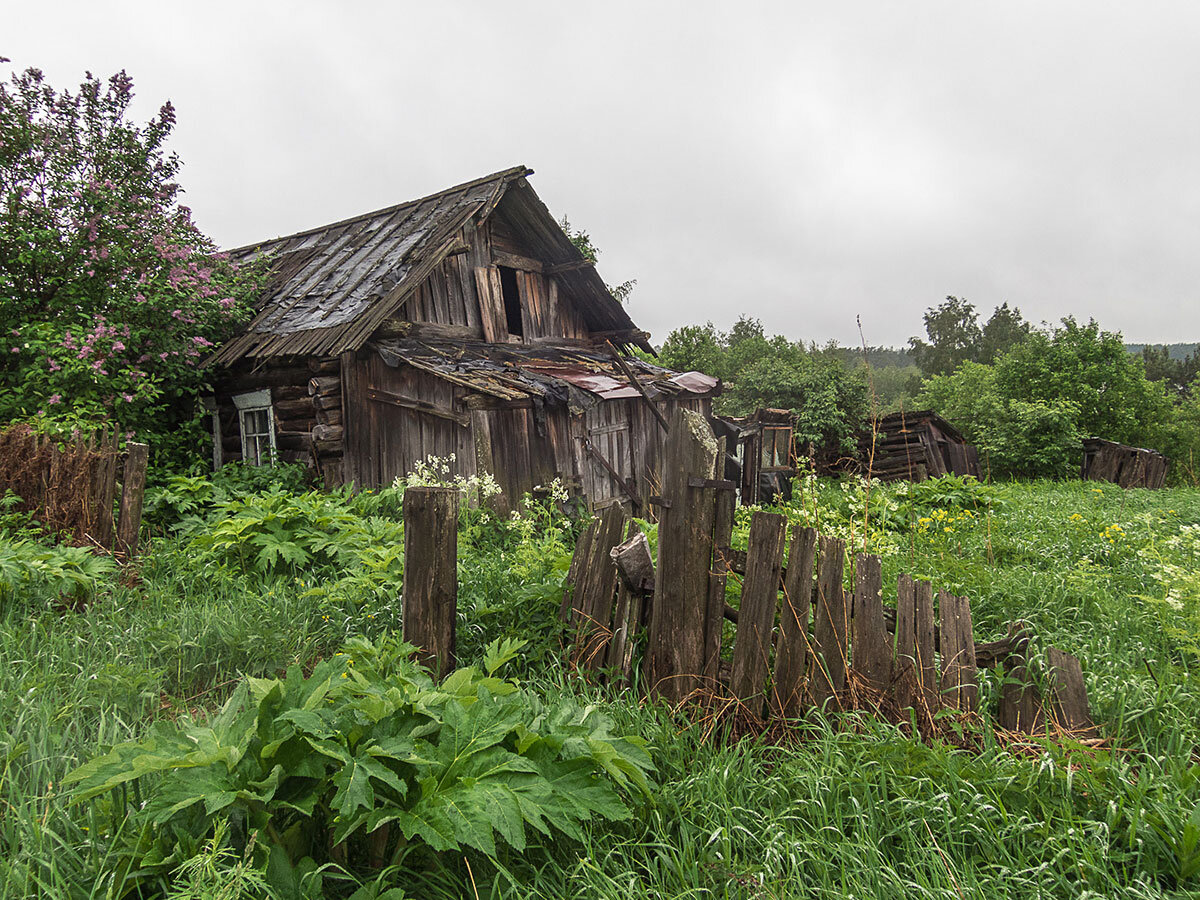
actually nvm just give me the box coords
[938,591,978,711]
[645,409,719,703]
[705,484,736,680]
[893,573,919,710]
[730,512,786,714]
[810,535,847,709]
[115,442,149,557]
[772,525,816,718]
[1047,647,1093,734]
[915,580,937,708]
[851,553,890,693]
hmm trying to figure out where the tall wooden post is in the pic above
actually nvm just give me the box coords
[116,442,149,557]
[403,486,459,678]
[645,408,719,703]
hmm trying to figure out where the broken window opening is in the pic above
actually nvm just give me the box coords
[497,265,524,338]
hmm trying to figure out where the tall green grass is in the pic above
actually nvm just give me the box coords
[0,478,1198,897]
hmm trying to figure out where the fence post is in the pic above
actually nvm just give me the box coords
[403,486,459,678]
[116,442,149,557]
[645,408,719,703]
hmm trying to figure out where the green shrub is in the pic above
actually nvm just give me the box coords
[0,536,116,606]
[67,635,654,894]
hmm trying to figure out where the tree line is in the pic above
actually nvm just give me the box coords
[658,297,1200,484]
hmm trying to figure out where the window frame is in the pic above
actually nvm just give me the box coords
[233,388,276,466]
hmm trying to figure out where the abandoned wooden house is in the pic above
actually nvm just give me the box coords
[205,166,719,509]
[1081,438,1168,489]
[864,410,981,482]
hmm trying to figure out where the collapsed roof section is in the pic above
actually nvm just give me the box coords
[372,338,719,410]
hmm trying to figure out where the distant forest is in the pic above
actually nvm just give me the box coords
[833,343,1199,366]
[1124,342,1200,360]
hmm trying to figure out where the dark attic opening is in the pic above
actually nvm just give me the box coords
[498,265,524,337]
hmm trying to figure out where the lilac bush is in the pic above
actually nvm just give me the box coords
[0,59,263,464]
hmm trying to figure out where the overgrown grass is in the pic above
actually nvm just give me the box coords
[1,477,1198,897]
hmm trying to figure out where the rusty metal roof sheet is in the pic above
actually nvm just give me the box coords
[372,338,719,406]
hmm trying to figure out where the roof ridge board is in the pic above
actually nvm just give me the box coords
[227,165,531,255]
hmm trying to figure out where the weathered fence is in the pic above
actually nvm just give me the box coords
[0,425,149,555]
[560,409,1095,737]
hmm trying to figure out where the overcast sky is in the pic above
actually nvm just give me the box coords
[8,2,1200,348]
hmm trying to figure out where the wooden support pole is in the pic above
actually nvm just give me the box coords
[115,442,149,557]
[403,486,459,678]
[730,512,787,715]
[645,408,719,703]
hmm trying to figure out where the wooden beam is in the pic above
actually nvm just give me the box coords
[582,438,640,510]
[492,250,544,272]
[367,387,469,427]
[606,340,669,434]
[546,259,593,275]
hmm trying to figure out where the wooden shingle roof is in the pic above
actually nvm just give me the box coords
[210,166,647,364]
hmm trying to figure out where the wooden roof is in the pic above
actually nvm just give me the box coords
[372,338,719,406]
[210,166,648,365]
[876,409,966,443]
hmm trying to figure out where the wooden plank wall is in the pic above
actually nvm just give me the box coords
[390,216,590,343]
[342,352,475,489]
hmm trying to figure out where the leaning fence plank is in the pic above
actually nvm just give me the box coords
[939,592,978,711]
[402,486,459,678]
[851,554,889,693]
[998,626,1044,733]
[730,512,787,714]
[1047,647,1093,734]
[560,520,598,622]
[772,526,817,718]
[915,580,937,708]
[893,574,918,710]
[115,442,149,557]
[574,504,627,668]
[705,485,736,680]
[810,535,848,708]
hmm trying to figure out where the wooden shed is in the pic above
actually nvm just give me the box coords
[865,410,980,482]
[1081,438,1168,489]
[205,166,719,510]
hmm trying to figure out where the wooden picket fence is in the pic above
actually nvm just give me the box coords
[560,409,1095,737]
[0,425,149,555]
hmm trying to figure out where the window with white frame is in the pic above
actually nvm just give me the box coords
[232,389,276,466]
